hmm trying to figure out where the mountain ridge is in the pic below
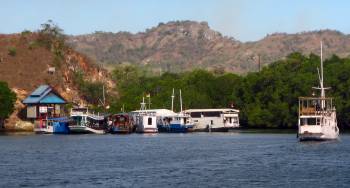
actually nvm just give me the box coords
[67,20,350,74]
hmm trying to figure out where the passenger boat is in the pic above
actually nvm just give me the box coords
[158,113,194,133]
[69,107,108,134]
[110,113,134,134]
[298,41,339,141]
[34,117,70,134]
[132,98,158,133]
[157,89,194,133]
[183,108,240,132]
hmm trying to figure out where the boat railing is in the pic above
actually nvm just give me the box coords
[299,97,335,116]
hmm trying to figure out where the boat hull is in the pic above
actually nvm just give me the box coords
[53,122,70,134]
[298,133,338,141]
[192,127,230,132]
[158,124,190,133]
[110,127,132,134]
[34,122,70,134]
[136,128,158,133]
[69,126,105,134]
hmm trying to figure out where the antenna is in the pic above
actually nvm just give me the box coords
[179,89,183,112]
[171,88,175,111]
[98,85,106,107]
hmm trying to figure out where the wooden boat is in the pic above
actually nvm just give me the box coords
[110,113,134,134]
[69,107,108,134]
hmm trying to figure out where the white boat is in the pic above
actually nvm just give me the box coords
[183,108,240,132]
[69,107,108,134]
[158,89,194,133]
[298,41,339,141]
[131,98,159,133]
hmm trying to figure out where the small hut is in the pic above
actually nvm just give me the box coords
[23,85,67,119]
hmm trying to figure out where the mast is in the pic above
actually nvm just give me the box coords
[320,41,325,98]
[103,85,106,107]
[171,88,175,111]
[179,89,183,112]
[140,97,146,111]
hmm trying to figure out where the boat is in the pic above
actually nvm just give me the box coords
[69,107,108,134]
[158,113,194,133]
[157,89,194,133]
[183,108,240,132]
[110,113,134,134]
[34,117,70,134]
[132,98,158,133]
[297,41,339,141]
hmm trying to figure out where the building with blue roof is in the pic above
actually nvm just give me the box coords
[23,85,67,119]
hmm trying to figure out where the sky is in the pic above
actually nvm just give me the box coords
[1,0,350,42]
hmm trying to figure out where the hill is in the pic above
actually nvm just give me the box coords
[68,21,350,74]
[0,30,112,130]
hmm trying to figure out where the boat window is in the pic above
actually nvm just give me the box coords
[190,112,202,118]
[301,118,317,125]
[148,117,152,125]
[316,118,321,125]
[203,111,221,117]
[229,118,232,123]
[211,120,214,125]
[119,117,125,122]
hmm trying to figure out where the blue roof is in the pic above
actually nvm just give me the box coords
[30,85,50,97]
[23,85,66,104]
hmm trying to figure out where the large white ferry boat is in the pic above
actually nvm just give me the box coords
[298,42,339,141]
[183,108,239,132]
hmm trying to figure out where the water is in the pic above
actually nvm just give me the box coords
[1,132,350,188]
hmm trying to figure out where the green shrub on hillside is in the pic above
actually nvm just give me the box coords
[0,82,16,128]
[8,47,17,56]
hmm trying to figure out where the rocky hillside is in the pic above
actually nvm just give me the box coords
[68,21,350,74]
[0,32,113,130]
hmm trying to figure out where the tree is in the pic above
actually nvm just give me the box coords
[0,82,16,128]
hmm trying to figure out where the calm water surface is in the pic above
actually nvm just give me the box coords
[0,132,350,188]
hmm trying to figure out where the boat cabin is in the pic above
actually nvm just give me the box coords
[110,113,134,133]
[298,97,335,126]
[183,108,240,131]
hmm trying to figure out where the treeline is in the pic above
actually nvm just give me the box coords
[110,53,350,129]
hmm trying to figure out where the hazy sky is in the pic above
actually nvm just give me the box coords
[1,0,349,41]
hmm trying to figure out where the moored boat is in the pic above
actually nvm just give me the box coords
[34,117,70,134]
[131,98,158,133]
[157,89,194,133]
[69,107,108,134]
[110,113,134,134]
[183,108,240,132]
[298,41,339,141]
